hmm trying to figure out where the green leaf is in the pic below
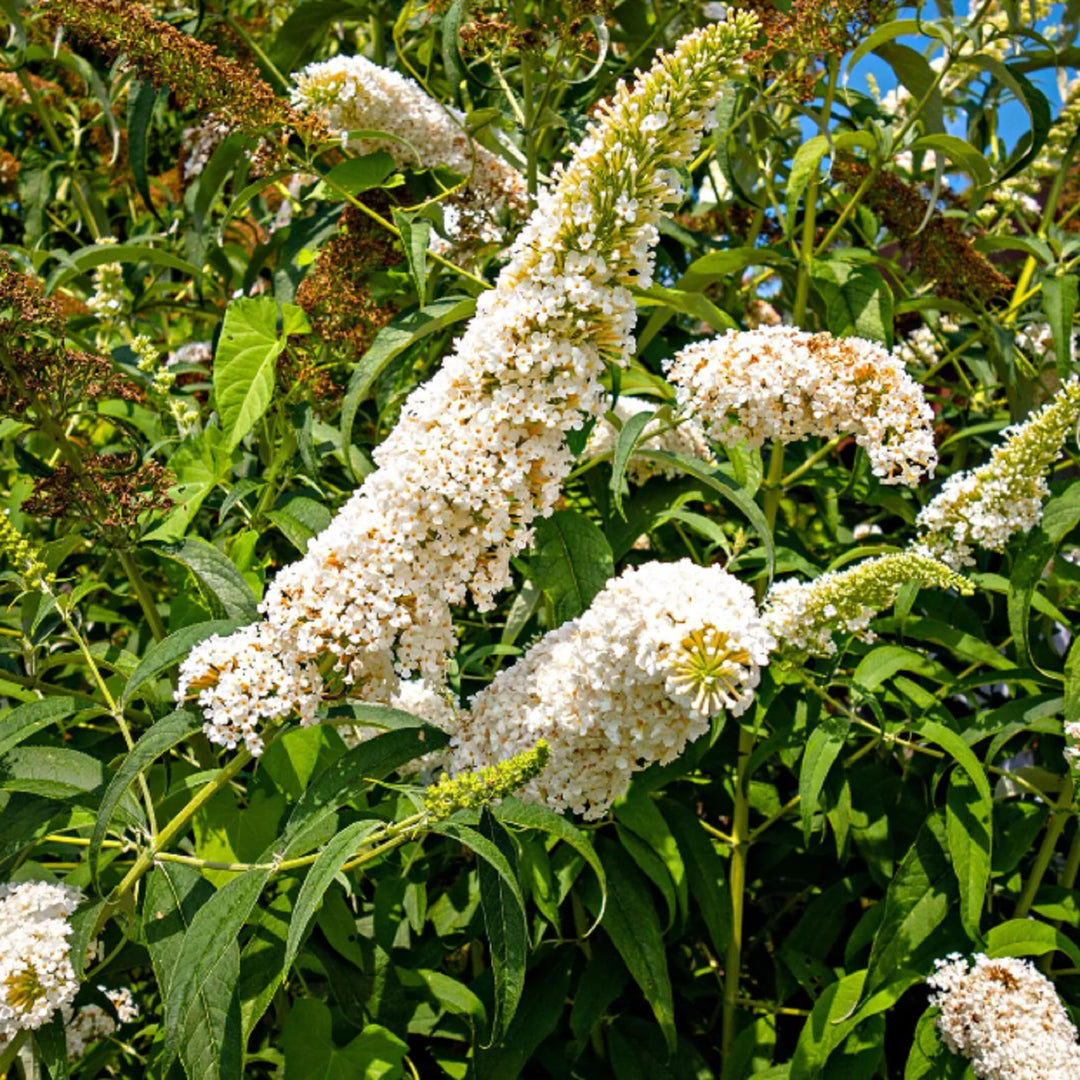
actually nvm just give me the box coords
[911,134,993,187]
[610,407,654,518]
[267,497,333,553]
[904,1008,972,1079]
[985,918,1080,967]
[122,620,241,704]
[634,450,775,580]
[127,80,163,221]
[580,840,676,1054]
[494,795,607,929]
[786,134,830,233]
[284,818,384,975]
[800,712,851,842]
[0,746,103,799]
[614,794,688,924]
[0,697,81,757]
[281,998,408,1080]
[813,262,893,346]
[149,538,259,621]
[874,42,944,134]
[340,296,476,478]
[1042,275,1078,379]
[862,813,956,1004]
[34,1012,68,1080]
[214,296,288,451]
[945,769,991,941]
[284,726,447,847]
[476,808,529,1044]
[46,243,203,291]
[392,208,430,305]
[678,246,787,293]
[163,867,272,1062]
[145,863,243,1080]
[531,510,614,625]
[90,710,201,885]
[316,151,397,197]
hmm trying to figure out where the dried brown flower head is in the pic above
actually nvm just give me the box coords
[834,154,1012,307]
[23,451,174,541]
[296,199,403,355]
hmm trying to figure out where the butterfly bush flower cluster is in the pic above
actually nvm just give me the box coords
[0,881,83,1052]
[64,988,139,1060]
[663,326,938,486]
[584,396,715,483]
[915,379,1080,569]
[928,954,1080,1079]
[178,14,761,754]
[291,54,528,246]
[763,553,971,660]
[449,560,774,819]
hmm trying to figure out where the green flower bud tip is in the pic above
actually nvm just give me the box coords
[424,741,551,820]
[0,511,50,590]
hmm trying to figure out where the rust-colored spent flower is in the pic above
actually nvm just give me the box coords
[834,153,1011,307]
[0,150,19,196]
[23,451,173,542]
[295,201,402,355]
[39,0,324,152]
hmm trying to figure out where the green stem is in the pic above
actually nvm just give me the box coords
[780,436,841,489]
[1015,776,1076,918]
[119,549,166,642]
[721,723,755,1059]
[762,442,786,538]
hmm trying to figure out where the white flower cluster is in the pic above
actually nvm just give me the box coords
[585,396,715,484]
[63,986,139,1059]
[663,326,938,486]
[0,881,82,1050]
[291,54,527,246]
[1017,321,1077,374]
[928,953,1080,1080]
[179,15,760,753]
[763,552,971,660]
[895,318,959,370]
[179,113,232,183]
[449,560,774,818]
[916,380,1080,568]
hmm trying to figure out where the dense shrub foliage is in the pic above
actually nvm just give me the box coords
[0,0,1079,1077]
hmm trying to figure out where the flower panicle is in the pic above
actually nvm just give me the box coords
[764,552,972,660]
[0,511,51,591]
[424,741,551,820]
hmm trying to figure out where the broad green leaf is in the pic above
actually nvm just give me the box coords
[615,794,688,923]
[913,720,991,803]
[280,998,408,1080]
[267,497,333,553]
[163,867,272,1061]
[945,769,991,941]
[1042,274,1078,379]
[46,243,203,291]
[531,510,614,625]
[0,746,103,799]
[149,538,259,622]
[122,620,241,704]
[392,207,430,304]
[34,1012,68,1080]
[127,80,163,221]
[0,697,81,757]
[875,42,944,134]
[145,863,243,1080]
[813,261,893,346]
[984,918,1080,967]
[580,840,676,1054]
[911,134,993,187]
[477,808,529,1044]
[904,1008,972,1079]
[678,246,787,292]
[90,710,201,884]
[340,296,476,477]
[862,813,956,1003]
[315,151,396,197]
[283,819,384,974]
[786,135,829,233]
[800,712,851,842]
[214,297,289,451]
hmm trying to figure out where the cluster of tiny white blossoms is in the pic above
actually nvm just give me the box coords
[449,560,774,819]
[928,953,1080,1080]
[895,317,959,370]
[178,15,761,754]
[63,988,139,1060]
[291,54,528,246]
[915,379,1080,569]
[762,553,971,660]
[585,396,715,484]
[0,881,83,1051]
[663,326,938,486]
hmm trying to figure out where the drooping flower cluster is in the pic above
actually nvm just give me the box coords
[63,987,139,1060]
[763,553,971,660]
[449,560,774,819]
[663,326,938,486]
[928,953,1080,1080]
[584,396,715,483]
[0,881,83,1049]
[178,15,761,754]
[915,379,1080,568]
[291,54,528,246]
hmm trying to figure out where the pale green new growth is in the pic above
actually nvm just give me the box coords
[0,512,49,591]
[763,553,972,660]
[424,741,551,820]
